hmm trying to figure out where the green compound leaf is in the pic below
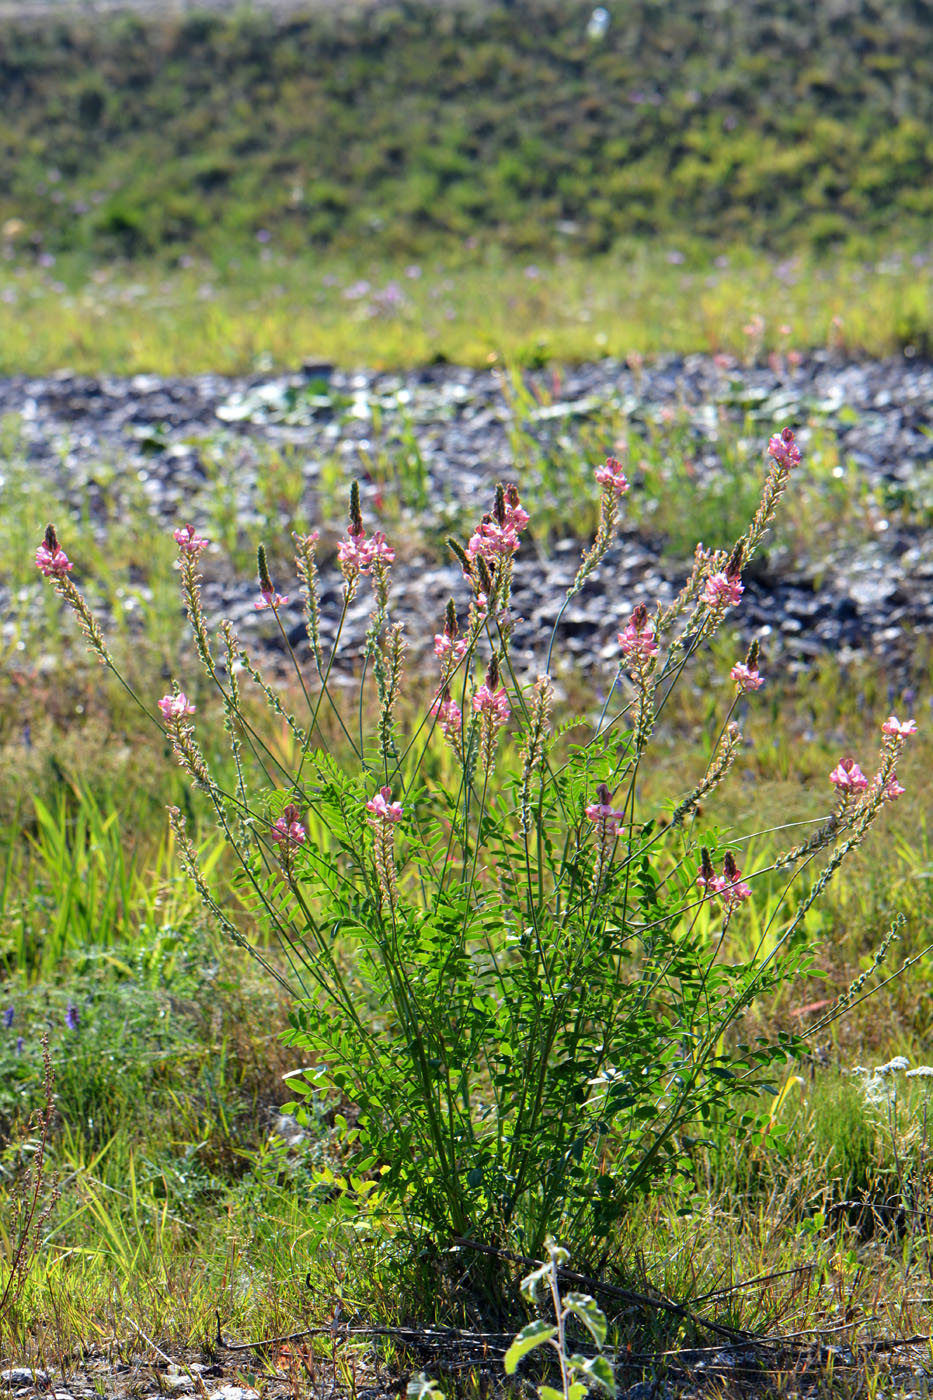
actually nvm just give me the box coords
[564,1292,608,1347]
[504,1320,558,1374]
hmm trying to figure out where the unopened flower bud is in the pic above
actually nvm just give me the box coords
[447,537,473,576]
[257,543,272,593]
[726,541,744,580]
[349,480,363,535]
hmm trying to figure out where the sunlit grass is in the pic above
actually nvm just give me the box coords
[0,243,929,376]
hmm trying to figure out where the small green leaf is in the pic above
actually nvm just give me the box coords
[564,1293,607,1347]
[538,1387,566,1400]
[571,1354,617,1397]
[504,1321,558,1374]
[519,1261,553,1302]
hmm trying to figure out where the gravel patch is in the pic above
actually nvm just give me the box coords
[3,352,931,681]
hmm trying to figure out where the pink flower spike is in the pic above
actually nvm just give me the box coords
[173,524,210,553]
[255,587,289,611]
[158,692,196,721]
[731,661,764,691]
[881,715,917,737]
[703,571,744,608]
[618,603,658,660]
[767,427,801,470]
[472,684,511,726]
[35,541,74,578]
[270,804,307,848]
[595,456,629,496]
[829,757,869,791]
[366,786,404,823]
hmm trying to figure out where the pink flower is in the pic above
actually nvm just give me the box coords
[366,786,404,823]
[368,532,396,567]
[472,685,511,726]
[767,427,801,470]
[698,851,751,906]
[270,804,306,848]
[158,692,196,721]
[618,603,657,660]
[699,852,752,906]
[731,661,764,691]
[173,524,210,553]
[585,794,626,836]
[883,772,906,802]
[703,571,744,608]
[595,456,629,495]
[434,633,468,661]
[720,853,752,906]
[467,520,521,564]
[881,715,917,737]
[430,694,463,744]
[503,486,530,534]
[337,526,374,575]
[829,757,869,791]
[35,542,74,577]
[505,503,529,533]
[255,587,289,611]
[618,620,658,659]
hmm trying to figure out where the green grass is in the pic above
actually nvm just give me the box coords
[0,243,930,376]
[1,0,930,264]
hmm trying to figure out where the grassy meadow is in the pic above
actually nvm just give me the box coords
[1,0,933,1394]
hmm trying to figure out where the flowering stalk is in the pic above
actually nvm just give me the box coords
[585,782,626,894]
[568,455,629,599]
[741,427,802,561]
[434,599,468,690]
[519,674,554,836]
[293,529,324,671]
[617,603,658,752]
[158,688,213,790]
[366,786,403,912]
[669,722,742,829]
[270,802,307,881]
[473,656,511,777]
[430,688,464,756]
[254,543,288,612]
[35,524,112,667]
[545,458,628,674]
[174,523,215,676]
[375,622,406,770]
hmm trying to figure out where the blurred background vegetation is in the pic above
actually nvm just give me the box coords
[1,0,931,262]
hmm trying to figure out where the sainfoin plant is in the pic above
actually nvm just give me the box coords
[37,426,917,1263]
